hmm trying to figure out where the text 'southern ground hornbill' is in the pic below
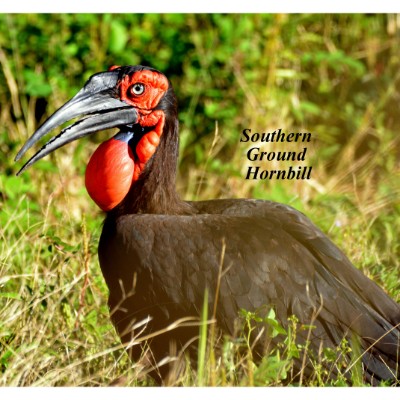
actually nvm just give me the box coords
[16,65,400,385]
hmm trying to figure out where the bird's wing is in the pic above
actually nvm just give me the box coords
[99,199,400,380]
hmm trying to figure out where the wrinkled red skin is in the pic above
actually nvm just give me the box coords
[85,69,168,211]
[85,138,135,212]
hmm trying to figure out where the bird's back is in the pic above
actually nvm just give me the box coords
[99,198,400,383]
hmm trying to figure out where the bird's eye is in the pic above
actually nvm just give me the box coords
[130,83,145,96]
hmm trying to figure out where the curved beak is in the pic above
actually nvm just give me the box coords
[15,70,138,175]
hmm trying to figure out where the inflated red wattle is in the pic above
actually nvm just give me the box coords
[85,138,135,211]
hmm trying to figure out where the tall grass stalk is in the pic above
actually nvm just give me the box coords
[0,14,399,386]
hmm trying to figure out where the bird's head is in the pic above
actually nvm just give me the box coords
[15,65,177,212]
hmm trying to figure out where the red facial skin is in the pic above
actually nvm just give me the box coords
[85,69,168,211]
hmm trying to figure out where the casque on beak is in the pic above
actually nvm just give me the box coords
[15,70,138,175]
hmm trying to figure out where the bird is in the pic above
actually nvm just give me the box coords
[15,65,400,385]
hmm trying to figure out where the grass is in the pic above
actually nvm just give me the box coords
[0,14,400,386]
[1,122,398,386]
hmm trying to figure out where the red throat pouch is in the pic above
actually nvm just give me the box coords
[85,136,135,211]
[85,111,165,211]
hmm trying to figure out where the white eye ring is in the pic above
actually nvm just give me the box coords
[130,83,145,96]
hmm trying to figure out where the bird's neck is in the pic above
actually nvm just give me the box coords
[113,117,192,216]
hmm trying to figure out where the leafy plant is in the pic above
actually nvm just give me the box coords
[0,14,399,386]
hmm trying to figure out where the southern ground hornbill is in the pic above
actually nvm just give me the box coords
[16,65,400,385]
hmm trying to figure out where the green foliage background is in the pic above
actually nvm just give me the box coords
[0,14,399,386]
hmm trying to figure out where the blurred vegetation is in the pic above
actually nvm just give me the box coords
[0,14,399,386]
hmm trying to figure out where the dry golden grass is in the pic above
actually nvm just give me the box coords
[1,14,399,386]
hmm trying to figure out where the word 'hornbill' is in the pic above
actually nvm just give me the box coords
[16,65,400,385]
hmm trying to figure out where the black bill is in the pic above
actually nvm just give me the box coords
[15,70,138,175]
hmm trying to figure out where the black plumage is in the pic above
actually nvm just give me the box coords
[101,198,400,384]
[16,65,400,385]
